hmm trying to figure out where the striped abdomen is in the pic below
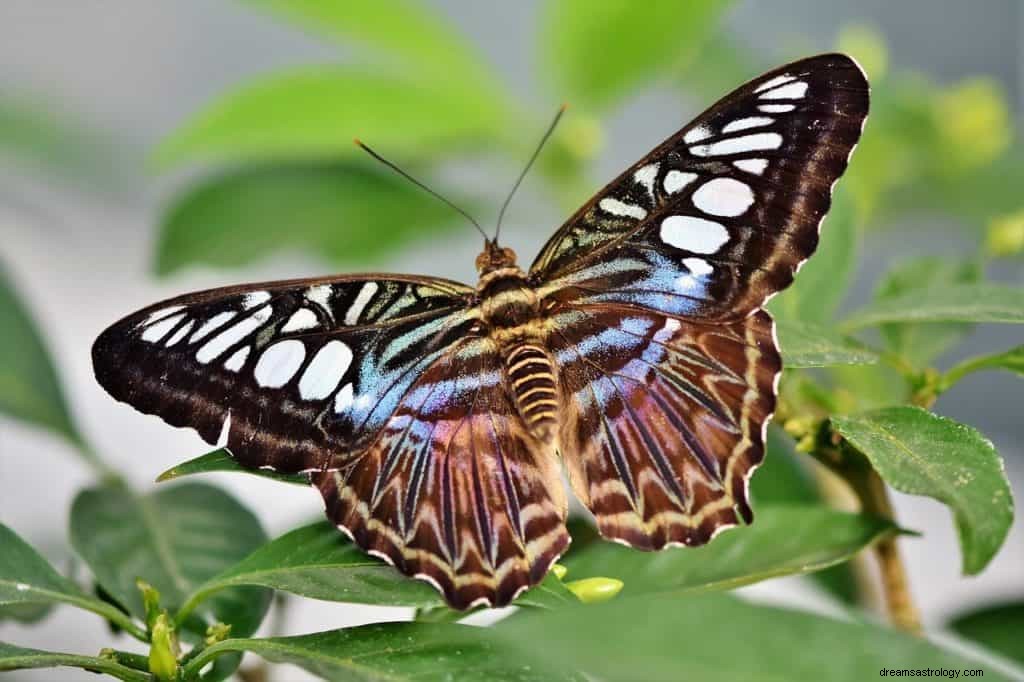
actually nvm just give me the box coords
[505,343,559,443]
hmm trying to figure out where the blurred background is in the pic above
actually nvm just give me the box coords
[1,1,1022,679]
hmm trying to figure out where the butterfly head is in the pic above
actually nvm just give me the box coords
[475,239,519,277]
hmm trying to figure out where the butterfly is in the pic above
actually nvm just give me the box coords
[93,54,869,610]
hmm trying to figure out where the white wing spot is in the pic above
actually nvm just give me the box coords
[217,411,231,448]
[164,319,195,346]
[660,216,730,254]
[282,307,318,333]
[760,81,808,100]
[692,178,755,217]
[598,198,647,220]
[190,311,237,343]
[664,318,681,332]
[759,103,796,113]
[345,282,378,326]
[224,346,250,372]
[141,313,185,343]
[683,257,714,276]
[242,291,271,309]
[305,284,335,320]
[139,305,184,328]
[254,339,306,388]
[683,125,712,143]
[633,163,659,198]
[691,132,783,157]
[196,307,272,365]
[663,170,698,195]
[722,116,774,134]
[334,383,355,413]
[298,340,353,401]
[755,74,794,93]
[733,158,769,175]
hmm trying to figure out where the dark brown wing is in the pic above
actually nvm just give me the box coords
[315,337,569,609]
[548,305,779,548]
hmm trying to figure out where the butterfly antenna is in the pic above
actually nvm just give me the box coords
[354,139,489,242]
[494,103,567,244]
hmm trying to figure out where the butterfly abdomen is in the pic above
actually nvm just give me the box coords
[504,342,559,444]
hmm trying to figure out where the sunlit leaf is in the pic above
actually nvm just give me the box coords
[777,320,878,368]
[0,642,149,682]
[155,70,508,168]
[182,623,579,682]
[488,593,1007,682]
[832,407,1014,574]
[841,284,1024,331]
[541,0,735,109]
[563,506,896,596]
[157,448,309,485]
[949,602,1024,665]
[69,482,272,640]
[157,162,469,275]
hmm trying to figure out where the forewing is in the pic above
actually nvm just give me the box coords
[549,305,780,548]
[532,53,869,320]
[315,338,569,609]
[92,274,476,474]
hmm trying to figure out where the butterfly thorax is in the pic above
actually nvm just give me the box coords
[474,243,559,444]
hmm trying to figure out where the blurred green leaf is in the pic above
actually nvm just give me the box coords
[240,0,496,90]
[942,345,1024,390]
[0,642,149,682]
[541,0,734,110]
[874,258,981,366]
[986,208,1024,257]
[70,482,272,640]
[949,602,1024,665]
[488,593,1007,682]
[832,406,1014,574]
[157,163,469,275]
[155,70,508,168]
[777,320,878,368]
[183,623,579,682]
[0,264,85,450]
[770,189,859,326]
[564,506,896,597]
[0,523,144,639]
[841,284,1024,331]
[157,448,309,485]
[0,602,52,624]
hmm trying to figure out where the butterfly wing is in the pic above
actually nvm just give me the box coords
[532,53,869,320]
[93,274,476,474]
[549,305,778,547]
[315,337,569,609]
[532,54,867,548]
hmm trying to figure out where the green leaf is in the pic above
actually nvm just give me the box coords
[69,482,272,639]
[563,506,896,596]
[155,70,507,168]
[942,345,1024,390]
[769,188,859,326]
[487,593,1012,682]
[157,448,309,485]
[0,602,52,624]
[874,258,981,365]
[777,320,878,368]
[0,523,145,640]
[156,163,468,275]
[0,263,85,450]
[949,602,1024,665]
[183,623,578,682]
[841,284,1024,331]
[0,642,149,682]
[541,0,735,109]
[831,406,1014,574]
[239,0,495,89]
[178,522,576,621]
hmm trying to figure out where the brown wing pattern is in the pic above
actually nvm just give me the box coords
[315,338,569,609]
[548,306,779,548]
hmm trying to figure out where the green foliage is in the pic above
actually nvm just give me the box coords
[157,448,309,485]
[564,506,898,596]
[831,407,1014,574]
[841,284,1024,330]
[0,642,150,682]
[949,603,1024,665]
[776,320,878,368]
[488,594,1009,682]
